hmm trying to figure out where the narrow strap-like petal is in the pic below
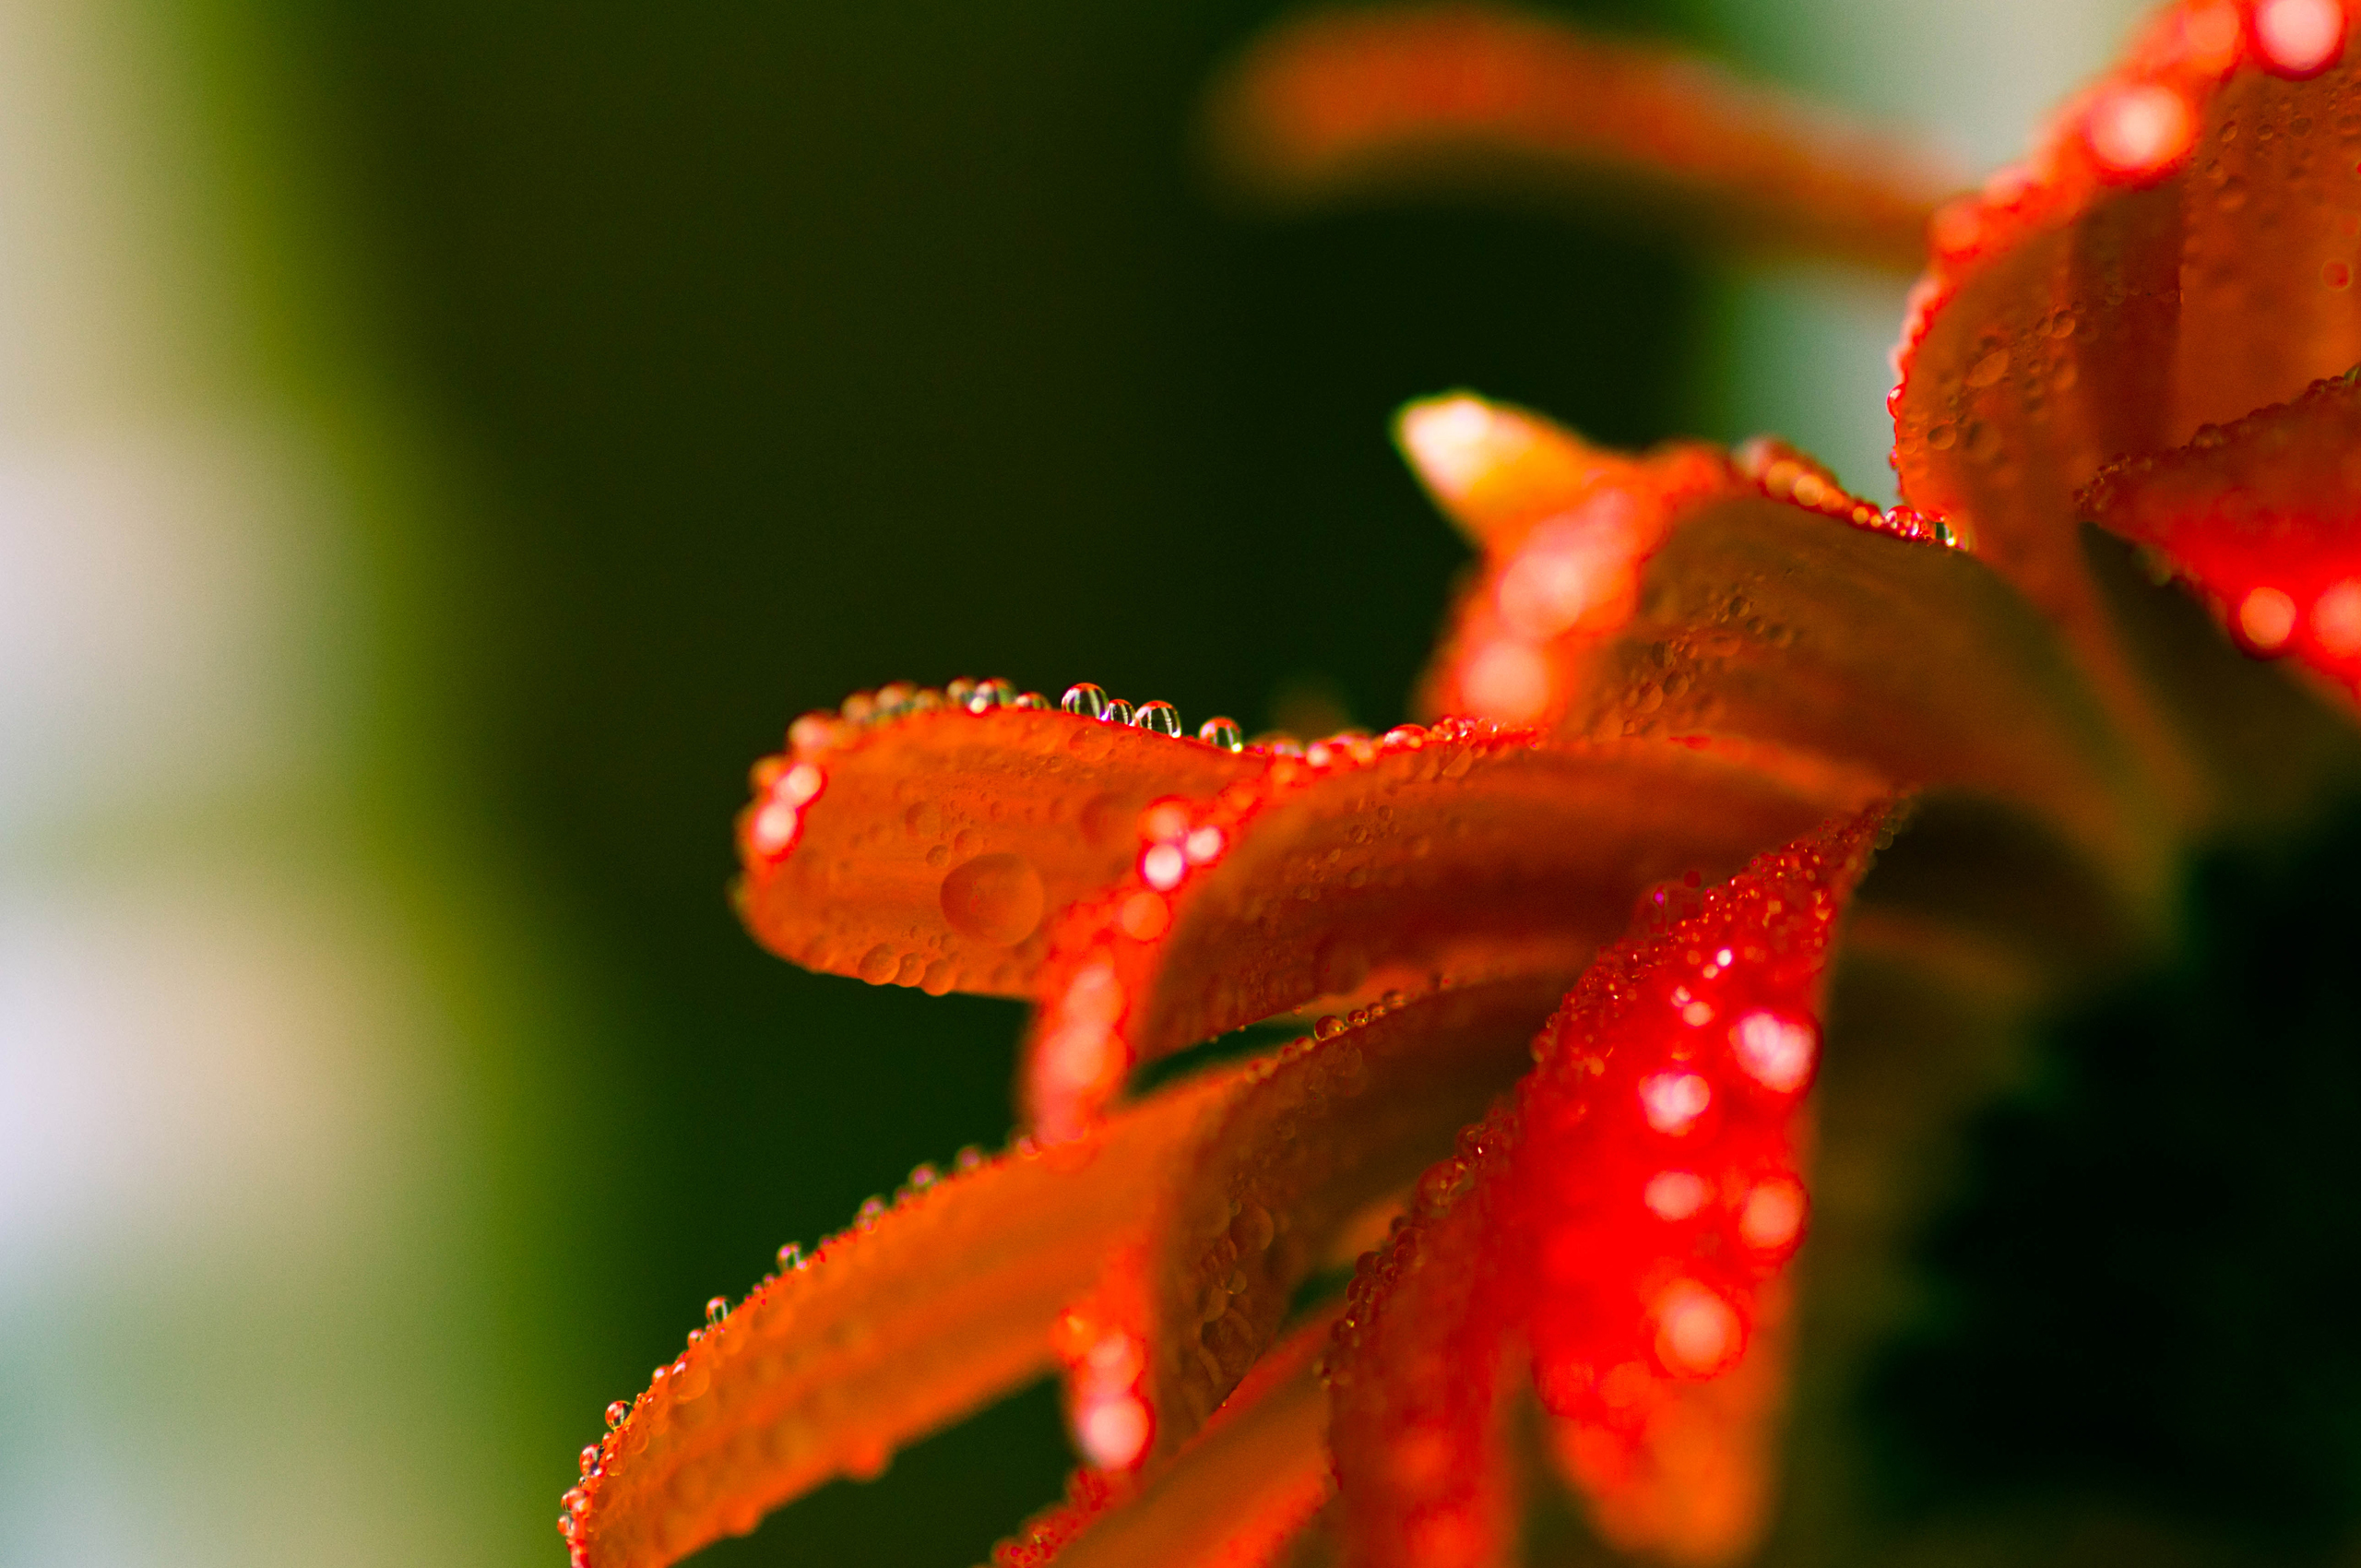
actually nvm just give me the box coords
[1406,394,2176,911]
[1204,3,1952,267]
[563,1066,1244,1568]
[739,695,1262,998]
[2084,366,2361,708]
[1010,1314,1339,1568]
[1131,977,1567,1464]
[1890,0,2361,740]
[1323,809,1887,1568]
[1020,722,1877,1138]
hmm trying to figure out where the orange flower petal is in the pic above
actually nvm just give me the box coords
[1132,976,1570,1463]
[2084,365,2361,707]
[1204,3,1953,267]
[1891,0,2361,708]
[738,697,1261,998]
[1406,395,2174,905]
[1020,721,1879,1139]
[1003,1314,1339,1568]
[564,1064,1244,1568]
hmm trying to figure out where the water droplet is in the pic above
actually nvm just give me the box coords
[580,1445,601,1477]
[908,1162,939,1190]
[1197,716,1243,750]
[706,1296,730,1325]
[908,688,943,714]
[1136,700,1181,737]
[954,1145,985,1171]
[874,682,915,716]
[1314,1015,1346,1040]
[777,1241,804,1270]
[1062,683,1109,718]
[969,679,1014,711]
[1100,698,1135,726]
[945,678,978,708]
[839,691,876,724]
[1014,690,1050,709]
[858,1196,886,1226]
[606,1401,630,1429]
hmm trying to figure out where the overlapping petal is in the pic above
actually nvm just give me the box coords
[564,1065,1243,1568]
[2085,365,2361,704]
[1405,394,2176,911]
[1326,809,1886,1568]
[1019,720,1879,1138]
[1892,0,2361,694]
[1204,3,1952,267]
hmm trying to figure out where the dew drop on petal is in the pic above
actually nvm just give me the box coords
[2239,585,2298,652]
[944,678,977,709]
[777,1242,804,1270]
[969,678,1014,711]
[941,852,1048,944]
[1140,842,1187,891]
[1639,1071,1712,1134]
[1104,698,1138,727]
[1136,700,1181,737]
[1738,1179,1807,1251]
[1074,1393,1152,1470]
[1062,683,1109,719]
[1730,1009,1818,1093]
[605,1401,630,1429]
[1655,1281,1741,1374]
[1643,1170,1710,1220]
[2314,578,2361,655]
[2087,82,2196,177]
[706,1297,730,1325]
[1014,690,1050,709]
[1197,715,1244,750]
[2257,0,2344,75]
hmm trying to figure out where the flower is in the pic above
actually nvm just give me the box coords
[560,4,2361,1564]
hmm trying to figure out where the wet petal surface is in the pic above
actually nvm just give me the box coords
[564,1066,1244,1568]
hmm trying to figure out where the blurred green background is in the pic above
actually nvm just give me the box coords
[0,1,2149,1564]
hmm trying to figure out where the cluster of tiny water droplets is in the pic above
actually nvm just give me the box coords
[1058,683,1246,751]
[1735,435,1958,548]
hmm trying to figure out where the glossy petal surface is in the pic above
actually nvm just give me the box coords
[1021,721,1878,1137]
[566,1066,1243,1568]
[1205,4,1951,267]
[2084,366,2361,703]
[740,703,1261,997]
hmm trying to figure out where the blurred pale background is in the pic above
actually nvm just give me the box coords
[0,1,2140,1564]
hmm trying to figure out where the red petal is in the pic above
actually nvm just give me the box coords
[564,1065,1243,1568]
[1125,977,1569,1464]
[2083,366,2361,705]
[1020,721,1878,1139]
[1892,0,2361,669]
[1406,396,2175,903]
[1326,1104,1525,1568]
[738,695,1261,997]
[1323,809,1886,1568]
[1204,4,1952,267]
[1006,1314,1339,1568]
[1508,809,1883,1562]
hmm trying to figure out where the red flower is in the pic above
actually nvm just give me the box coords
[562,5,2361,1564]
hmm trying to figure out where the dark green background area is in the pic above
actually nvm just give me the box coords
[300,1,1700,1560]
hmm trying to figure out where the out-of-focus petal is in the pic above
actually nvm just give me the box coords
[2084,366,2361,706]
[1411,395,2177,907]
[1892,0,2361,682]
[1132,977,1567,1461]
[564,1065,1245,1568]
[1020,722,1879,1139]
[1010,1314,1339,1568]
[738,698,1261,997]
[1204,3,1953,267]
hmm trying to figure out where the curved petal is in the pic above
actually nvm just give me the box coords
[1509,808,1884,1563]
[1203,3,1952,267]
[1323,808,1887,1568]
[2083,365,2361,706]
[1020,721,1879,1138]
[1891,0,2361,698]
[1407,395,2177,910]
[1011,1314,1340,1568]
[562,1065,1244,1568]
[738,693,1262,997]
[1130,977,1568,1463]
